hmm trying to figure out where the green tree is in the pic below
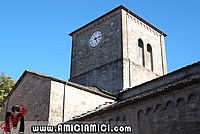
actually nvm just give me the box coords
[0,72,15,102]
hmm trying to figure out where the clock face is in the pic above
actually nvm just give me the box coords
[89,31,102,47]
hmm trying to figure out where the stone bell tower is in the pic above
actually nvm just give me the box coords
[69,5,167,93]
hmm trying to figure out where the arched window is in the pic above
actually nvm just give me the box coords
[138,39,145,67]
[147,44,153,71]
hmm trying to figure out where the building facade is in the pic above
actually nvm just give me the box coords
[71,61,200,134]
[69,5,167,93]
[0,5,199,134]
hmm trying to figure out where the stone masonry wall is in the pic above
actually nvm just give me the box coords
[121,9,167,89]
[0,72,51,122]
[70,59,123,93]
[64,84,114,122]
[70,9,122,77]
[70,7,168,93]
[70,9,123,93]
[122,9,167,75]
[76,78,200,134]
[48,81,65,125]
[130,61,159,88]
[48,81,115,125]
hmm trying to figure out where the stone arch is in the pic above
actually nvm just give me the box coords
[138,38,145,67]
[166,101,175,110]
[155,104,163,112]
[138,110,145,121]
[188,94,198,103]
[146,107,153,116]
[177,98,185,107]
[147,43,153,71]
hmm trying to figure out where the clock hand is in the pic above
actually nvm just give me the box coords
[94,36,101,43]
[94,37,98,43]
[96,36,101,39]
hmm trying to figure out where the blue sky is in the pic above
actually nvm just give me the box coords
[0,0,200,81]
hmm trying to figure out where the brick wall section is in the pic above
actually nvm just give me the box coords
[0,72,51,122]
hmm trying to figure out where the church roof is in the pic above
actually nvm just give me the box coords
[2,70,116,103]
[69,5,167,37]
[69,61,200,121]
[66,81,116,99]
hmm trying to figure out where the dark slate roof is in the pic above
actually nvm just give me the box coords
[2,70,116,103]
[69,5,167,37]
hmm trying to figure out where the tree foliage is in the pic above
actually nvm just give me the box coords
[0,72,15,102]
